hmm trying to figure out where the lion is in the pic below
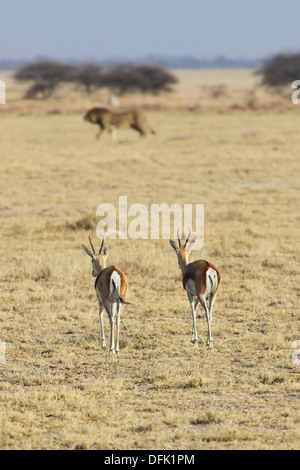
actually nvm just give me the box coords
[84,107,156,139]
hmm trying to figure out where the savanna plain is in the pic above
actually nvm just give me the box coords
[0,70,300,450]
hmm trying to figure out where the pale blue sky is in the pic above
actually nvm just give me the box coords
[1,0,299,60]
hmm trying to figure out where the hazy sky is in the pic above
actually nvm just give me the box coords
[1,0,300,60]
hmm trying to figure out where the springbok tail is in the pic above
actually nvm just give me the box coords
[112,279,131,305]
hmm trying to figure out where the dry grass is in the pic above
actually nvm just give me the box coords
[0,70,300,450]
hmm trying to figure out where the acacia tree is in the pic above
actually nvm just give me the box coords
[14,60,76,99]
[100,66,148,94]
[100,64,178,94]
[67,63,104,94]
[135,65,178,93]
[14,61,178,98]
[257,53,300,88]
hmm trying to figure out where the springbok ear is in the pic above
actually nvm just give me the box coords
[169,239,178,252]
[103,246,109,256]
[82,245,95,259]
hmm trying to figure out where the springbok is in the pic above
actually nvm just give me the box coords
[169,231,221,349]
[82,235,129,357]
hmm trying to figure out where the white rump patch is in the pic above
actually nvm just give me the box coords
[206,268,218,295]
[110,271,121,301]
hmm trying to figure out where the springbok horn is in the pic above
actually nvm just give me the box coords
[89,234,95,254]
[177,229,181,248]
[184,228,191,248]
[99,233,104,254]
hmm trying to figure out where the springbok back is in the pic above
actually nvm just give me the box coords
[82,235,129,357]
[169,231,221,348]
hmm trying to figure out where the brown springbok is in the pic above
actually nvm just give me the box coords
[82,235,129,357]
[169,231,221,349]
